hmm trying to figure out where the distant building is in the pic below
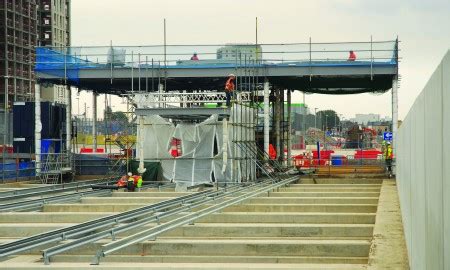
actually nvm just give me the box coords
[38,0,71,104]
[351,113,381,125]
[216,44,262,61]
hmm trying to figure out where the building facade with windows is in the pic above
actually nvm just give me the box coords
[38,0,70,104]
[0,0,70,144]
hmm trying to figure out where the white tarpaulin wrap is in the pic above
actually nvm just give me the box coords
[136,104,256,187]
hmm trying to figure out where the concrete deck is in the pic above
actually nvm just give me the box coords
[0,176,409,269]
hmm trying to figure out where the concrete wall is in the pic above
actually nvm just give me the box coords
[397,50,450,270]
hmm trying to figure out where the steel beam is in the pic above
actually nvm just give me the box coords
[134,107,230,117]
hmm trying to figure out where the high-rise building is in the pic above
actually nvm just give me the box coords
[0,0,71,144]
[38,0,70,47]
[37,0,70,104]
[0,0,38,105]
[0,0,38,144]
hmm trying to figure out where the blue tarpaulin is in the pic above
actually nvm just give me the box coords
[35,47,99,84]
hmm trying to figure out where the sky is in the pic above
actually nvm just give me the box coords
[70,0,450,120]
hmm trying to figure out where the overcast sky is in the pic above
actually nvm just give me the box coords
[70,0,450,120]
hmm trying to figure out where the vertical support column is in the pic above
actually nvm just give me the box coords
[392,76,399,174]
[263,80,270,157]
[137,116,146,175]
[275,89,281,160]
[158,83,164,108]
[35,84,42,175]
[92,93,97,151]
[66,86,71,153]
[287,90,292,167]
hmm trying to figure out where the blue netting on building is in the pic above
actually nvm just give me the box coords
[35,47,99,84]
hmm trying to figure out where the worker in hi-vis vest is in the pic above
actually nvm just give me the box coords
[384,142,393,177]
[136,175,143,191]
[224,74,236,107]
[127,172,135,192]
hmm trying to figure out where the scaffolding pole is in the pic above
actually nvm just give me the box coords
[35,84,42,176]
[92,93,97,151]
[263,80,270,158]
[287,90,292,167]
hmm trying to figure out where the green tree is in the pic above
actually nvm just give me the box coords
[317,110,340,131]
[105,106,128,123]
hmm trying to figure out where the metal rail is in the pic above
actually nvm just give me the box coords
[0,178,118,201]
[92,176,298,265]
[42,183,246,264]
[0,182,166,212]
[0,189,112,212]
[0,189,218,258]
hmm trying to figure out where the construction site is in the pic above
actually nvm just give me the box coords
[0,2,450,270]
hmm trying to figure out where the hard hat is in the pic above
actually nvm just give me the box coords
[193,52,197,55]
[127,172,132,176]
[228,73,236,78]
[387,141,391,145]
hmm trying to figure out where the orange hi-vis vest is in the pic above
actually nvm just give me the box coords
[225,78,235,92]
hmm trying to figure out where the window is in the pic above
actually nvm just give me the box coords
[44,33,50,39]
[44,18,49,25]
[44,4,50,11]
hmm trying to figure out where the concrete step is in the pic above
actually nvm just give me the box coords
[300,178,383,184]
[290,184,381,188]
[221,204,378,213]
[268,192,380,197]
[42,203,378,213]
[17,239,371,257]
[0,212,376,224]
[80,196,379,205]
[112,192,190,197]
[0,261,368,270]
[0,223,374,238]
[81,197,174,204]
[50,254,369,264]
[279,187,381,192]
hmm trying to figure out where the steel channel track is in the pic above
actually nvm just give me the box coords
[0,189,221,258]
[41,183,247,264]
[92,176,298,265]
[0,182,168,212]
[0,189,113,212]
[0,178,118,201]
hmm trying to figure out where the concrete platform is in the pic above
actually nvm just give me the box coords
[0,176,399,269]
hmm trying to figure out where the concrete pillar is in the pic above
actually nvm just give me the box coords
[391,76,398,174]
[137,116,146,175]
[35,84,42,175]
[287,90,292,167]
[263,80,270,157]
[158,83,164,108]
[92,93,97,151]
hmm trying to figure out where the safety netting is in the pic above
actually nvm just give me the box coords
[35,47,99,84]
[137,105,256,189]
